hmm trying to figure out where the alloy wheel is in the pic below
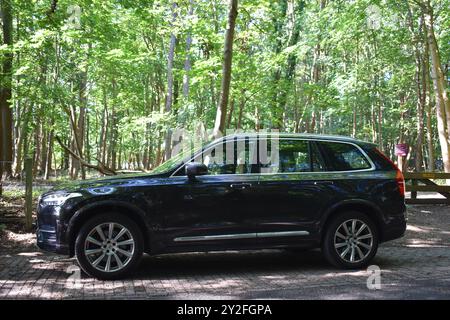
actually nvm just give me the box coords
[84,222,135,272]
[334,219,373,263]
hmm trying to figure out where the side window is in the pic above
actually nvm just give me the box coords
[318,142,371,171]
[261,139,313,173]
[279,140,310,173]
[191,138,259,175]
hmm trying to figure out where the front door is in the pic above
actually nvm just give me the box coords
[162,137,262,249]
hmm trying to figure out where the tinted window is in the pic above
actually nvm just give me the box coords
[318,142,371,171]
[279,140,310,173]
[191,138,259,175]
[260,139,324,173]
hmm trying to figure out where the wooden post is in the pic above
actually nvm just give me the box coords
[411,179,417,200]
[24,157,33,231]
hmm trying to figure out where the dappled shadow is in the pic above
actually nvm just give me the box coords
[1,243,450,299]
[384,204,450,248]
[1,203,449,299]
[133,249,330,279]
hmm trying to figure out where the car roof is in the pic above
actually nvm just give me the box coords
[213,132,376,147]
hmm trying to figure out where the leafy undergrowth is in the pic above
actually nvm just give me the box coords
[0,185,44,252]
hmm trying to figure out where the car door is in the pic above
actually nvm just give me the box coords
[252,138,334,244]
[160,136,262,248]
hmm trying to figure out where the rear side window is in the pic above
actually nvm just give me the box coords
[260,139,325,173]
[318,142,372,171]
[279,140,310,173]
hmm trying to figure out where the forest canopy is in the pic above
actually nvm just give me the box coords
[0,0,449,180]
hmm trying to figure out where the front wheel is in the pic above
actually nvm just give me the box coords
[322,211,379,269]
[75,213,144,280]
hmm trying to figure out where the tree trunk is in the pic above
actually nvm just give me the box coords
[0,0,14,178]
[182,0,194,99]
[423,1,450,172]
[44,129,54,180]
[213,0,238,138]
[33,122,42,177]
[227,97,234,128]
[164,2,178,160]
[423,36,435,171]
[13,105,30,177]
[236,93,245,129]
[407,6,425,171]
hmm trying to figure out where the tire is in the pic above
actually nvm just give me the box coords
[322,211,378,269]
[75,212,144,280]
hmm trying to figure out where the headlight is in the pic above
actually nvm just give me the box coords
[41,193,83,206]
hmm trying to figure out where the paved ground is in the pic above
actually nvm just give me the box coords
[1,204,449,300]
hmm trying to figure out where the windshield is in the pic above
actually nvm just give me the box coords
[151,144,200,174]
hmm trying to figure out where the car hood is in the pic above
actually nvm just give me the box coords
[47,172,168,194]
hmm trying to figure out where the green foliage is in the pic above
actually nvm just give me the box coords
[3,0,449,175]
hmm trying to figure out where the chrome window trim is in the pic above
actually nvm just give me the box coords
[170,137,376,178]
[173,230,310,242]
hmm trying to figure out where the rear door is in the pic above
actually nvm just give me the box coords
[252,138,333,244]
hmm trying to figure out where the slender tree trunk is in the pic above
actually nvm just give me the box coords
[40,126,48,174]
[213,0,238,138]
[13,105,30,177]
[407,5,425,171]
[236,92,245,129]
[182,0,194,99]
[164,2,178,160]
[33,122,42,177]
[423,1,450,172]
[227,97,234,128]
[44,129,54,180]
[0,0,14,178]
[423,36,435,171]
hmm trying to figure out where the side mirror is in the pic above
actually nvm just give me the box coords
[185,162,208,180]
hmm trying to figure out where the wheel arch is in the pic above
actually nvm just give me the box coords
[66,200,151,257]
[319,199,385,244]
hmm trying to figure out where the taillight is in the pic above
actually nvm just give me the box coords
[395,169,405,197]
[373,148,405,197]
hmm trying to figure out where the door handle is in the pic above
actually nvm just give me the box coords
[314,181,334,185]
[230,183,252,190]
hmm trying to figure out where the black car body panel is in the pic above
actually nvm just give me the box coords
[36,133,407,258]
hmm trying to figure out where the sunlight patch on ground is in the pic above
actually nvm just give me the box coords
[4,231,35,245]
[407,225,428,233]
[405,192,446,199]
[17,252,42,257]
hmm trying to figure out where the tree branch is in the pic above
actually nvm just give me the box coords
[55,136,116,176]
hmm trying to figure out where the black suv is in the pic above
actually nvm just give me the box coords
[36,133,407,279]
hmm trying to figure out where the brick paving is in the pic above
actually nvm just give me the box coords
[0,204,449,299]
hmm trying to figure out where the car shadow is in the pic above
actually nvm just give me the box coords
[130,248,383,279]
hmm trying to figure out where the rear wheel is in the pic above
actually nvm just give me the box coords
[322,211,378,269]
[75,212,144,280]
